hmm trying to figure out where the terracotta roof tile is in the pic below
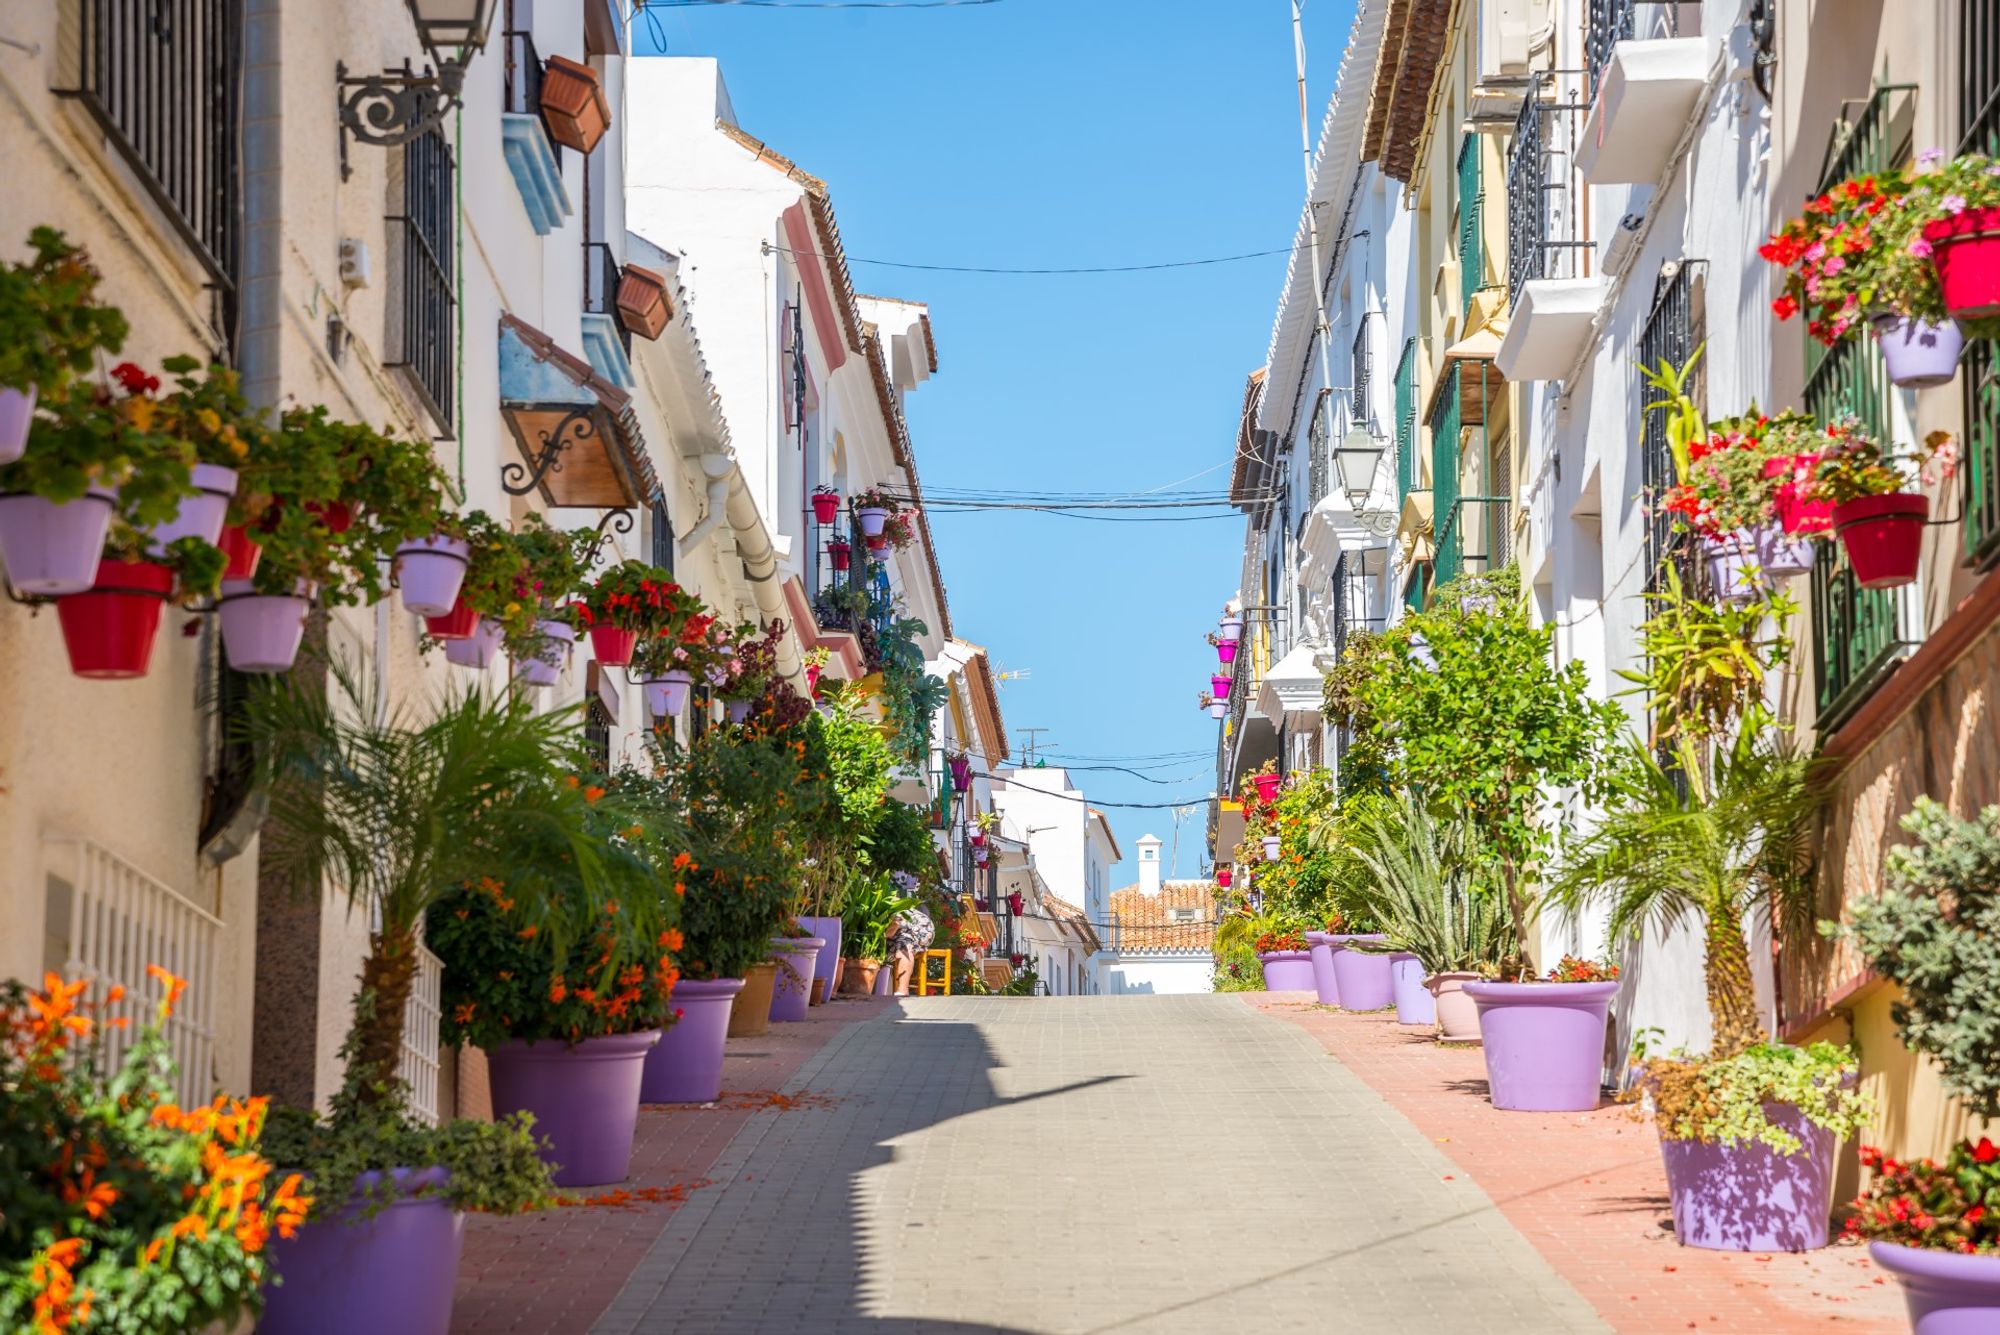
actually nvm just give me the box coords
[1104,882,1218,954]
[1043,892,1102,954]
[1365,0,1454,184]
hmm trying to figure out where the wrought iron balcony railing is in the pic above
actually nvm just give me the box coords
[584,241,632,357]
[388,127,457,434]
[1586,0,1689,99]
[1506,72,1594,300]
[1962,10,2000,567]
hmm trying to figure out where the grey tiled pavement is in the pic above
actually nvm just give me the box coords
[593,994,1610,1334]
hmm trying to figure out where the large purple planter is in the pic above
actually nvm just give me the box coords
[1872,314,1966,389]
[797,915,844,1004]
[1328,935,1394,1010]
[486,1030,659,1187]
[444,617,503,669]
[143,462,236,553]
[1303,932,1342,1006]
[1659,1102,1836,1252]
[0,384,36,465]
[768,936,825,1022]
[640,978,743,1104]
[217,578,312,673]
[0,488,115,595]
[513,620,574,688]
[1390,952,1437,1026]
[1871,1242,2000,1334]
[393,534,471,618]
[1256,950,1315,992]
[1462,980,1616,1111]
[258,1168,462,1335]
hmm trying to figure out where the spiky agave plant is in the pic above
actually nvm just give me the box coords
[1348,794,1512,976]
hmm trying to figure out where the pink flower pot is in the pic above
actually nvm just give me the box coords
[218,578,313,673]
[392,535,470,618]
[1833,492,1927,589]
[56,559,173,679]
[1427,972,1483,1042]
[258,1168,462,1335]
[1252,773,1281,804]
[1327,934,1393,1010]
[218,523,262,581]
[0,487,115,594]
[143,462,237,554]
[1211,673,1232,700]
[1660,1102,1836,1252]
[1216,639,1238,665]
[1870,1241,2000,1334]
[425,598,478,641]
[486,1031,659,1187]
[768,937,825,1023]
[588,623,639,668]
[1462,980,1616,1111]
[1390,953,1436,1025]
[856,506,890,538]
[0,384,36,465]
[1871,314,1965,389]
[444,618,503,668]
[639,977,743,1104]
[1302,932,1342,1006]
[1769,454,1834,536]
[513,619,574,687]
[1256,950,1315,992]
[644,670,693,719]
[811,492,841,524]
[1924,206,2000,320]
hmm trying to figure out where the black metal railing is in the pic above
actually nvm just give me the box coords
[59,0,241,328]
[583,241,632,357]
[1350,317,1372,424]
[1305,390,1332,509]
[1507,72,1595,299]
[1394,338,1421,505]
[388,128,457,435]
[1587,0,1691,99]
[1637,260,1704,587]
[1964,3,2000,567]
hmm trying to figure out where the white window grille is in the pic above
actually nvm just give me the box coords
[399,942,444,1125]
[43,834,222,1108]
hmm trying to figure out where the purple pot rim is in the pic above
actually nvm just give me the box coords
[396,534,472,558]
[1868,1240,2000,1284]
[1255,950,1311,961]
[1326,933,1388,946]
[1303,931,1337,945]
[673,977,747,997]
[770,936,828,953]
[188,462,240,493]
[1462,980,1619,1001]
[0,487,117,506]
[491,1029,661,1058]
[1388,950,1421,963]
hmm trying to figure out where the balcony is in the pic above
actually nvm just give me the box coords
[1578,0,1704,185]
[1496,74,1604,382]
[500,30,572,236]
[581,241,635,389]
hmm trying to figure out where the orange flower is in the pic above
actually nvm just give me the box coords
[453,1001,478,1025]
[671,851,695,872]
[659,928,685,952]
[517,925,539,940]
[144,964,189,1016]
[550,978,568,1004]
[583,785,606,804]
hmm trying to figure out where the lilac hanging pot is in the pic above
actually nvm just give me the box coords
[143,463,237,554]
[768,936,825,1023]
[258,1168,462,1335]
[1260,834,1281,862]
[1701,532,1762,604]
[1870,1242,2000,1334]
[644,669,694,719]
[725,698,752,724]
[1328,935,1394,1011]
[796,915,844,1006]
[217,578,313,674]
[444,617,504,669]
[1390,952,1437,1025]
[856,506,890,537]
[0,486,115,595]
[1218,614,1243,643]
[1870,314,1965,389]
[513,619,574,687]
[1302,932,1342,1006]
[393,534,471,618]
[0,384,37,465]
[1255,950,1315,992]
[1462,980,1615,1111]
[1659,1102,1837,1252]
[639,978,744,1104]
[1751,522,1816,579]
[485,1030,659,1187]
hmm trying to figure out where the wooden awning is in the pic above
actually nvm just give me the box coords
[498,314,660,508]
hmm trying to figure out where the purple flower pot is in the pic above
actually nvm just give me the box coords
[444,617,503,669]
[857,506,890,537]
[1261,835,1281,862]
[643,670,694,719]
[1658,1102,1836,1252]
[768,936,825,1022]
[0,384,36,465]
[1218,615,1243,643]
[1462,980,1616,1111]
[1256,950,1315,992]
[796,916,843,1005]
[639,977,743,1104]
[725,698,752,724]
[1328,935,1394,1011]
[1702,533,1763,604]
[1390,952,1437,1025]
[486,1030,659,1187]
[1751,523,1816,579]
[1303,932,1342,1006]
[217,579,312,673]
[1871,314,1965,389]
[0,487,115,595]
[143,462,237,554]
[513,619,574,688]
[393,534,471,617]
[873,961,894,995]
[1870,1241,2000,1334]
[258,1168,463,1335]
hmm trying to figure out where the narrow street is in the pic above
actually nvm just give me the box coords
[588,997,1604,1334]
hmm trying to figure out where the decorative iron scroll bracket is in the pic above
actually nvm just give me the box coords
[501,407,598,497]
[337,59,463,180]
[582,507,636,568]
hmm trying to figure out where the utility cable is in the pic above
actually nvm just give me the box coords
[768,242,1296,276]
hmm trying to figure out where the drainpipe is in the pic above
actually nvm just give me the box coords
[680,451,804,683]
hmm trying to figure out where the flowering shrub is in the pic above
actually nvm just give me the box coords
[1805,425,1957,505]
[576,562,706,638]
[0,970,310,1335]
[1545,955,1618,983]
[879,511,917,551]
[1253,930,1309,954]
[1845,1139,2000,1254]
[851,486,900,514]
[1641,1042,1871,1154]
[1659,411,1847,536]
[0,227,129,399]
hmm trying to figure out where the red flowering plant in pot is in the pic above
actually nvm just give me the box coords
[0,226,130,467]
[1846,1140,2000,1323]
[627,581,722,718]
[851,485,900,541]
[1801,421,1955,590]
[574,560,683,668]
[1903,151,2000,322]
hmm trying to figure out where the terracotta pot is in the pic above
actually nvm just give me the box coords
[614,262,672,340]
[727,961,777,1039]
[1426,972,1483,1043]
[540,54,611,154]
[839,958,881,995]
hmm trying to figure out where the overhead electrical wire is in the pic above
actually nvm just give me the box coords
[767,241,1300,277]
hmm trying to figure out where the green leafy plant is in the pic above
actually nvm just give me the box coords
[1252,929,1309,953]
[851,486,900,514]
[0,377,192,521]
[1346,794,1512,977]
[1835,798,2000,1118]
[1844,1138,2000,1254]
[1619,565,1798,743]
[1805,421,1957,505]
[840,874,918,961]
[1641,1042,1870,1153]
[1545,955,1619,983]
[0,227,129,399]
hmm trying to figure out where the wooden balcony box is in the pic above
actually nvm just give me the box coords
[615,264,673,341]
[540,55,611,155]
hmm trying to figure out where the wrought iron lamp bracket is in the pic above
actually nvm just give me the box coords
[500,407,598,498]
[337,59,464,180]
[581,507,636,568]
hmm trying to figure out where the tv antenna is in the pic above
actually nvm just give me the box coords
[1016,727,1051,765]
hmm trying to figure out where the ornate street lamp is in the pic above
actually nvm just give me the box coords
[338,0,497,175]
[1334,428,1386,506]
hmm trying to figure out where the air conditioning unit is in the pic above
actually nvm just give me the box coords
[1471,0,1552,121]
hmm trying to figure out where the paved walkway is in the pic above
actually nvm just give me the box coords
[590,995,1608,1334]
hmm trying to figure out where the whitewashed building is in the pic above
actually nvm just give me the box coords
[1097,836,1216,996]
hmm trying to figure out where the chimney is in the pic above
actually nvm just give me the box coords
[1136,834,1163,895]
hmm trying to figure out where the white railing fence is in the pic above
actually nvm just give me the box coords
[399,941,444,1125]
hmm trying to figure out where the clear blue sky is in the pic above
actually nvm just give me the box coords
[632,0,1355,881]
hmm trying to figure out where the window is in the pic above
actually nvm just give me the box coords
[1305,389,1333,509]
[1350,317,1372,425]
[1637,261,1705,590]
[1166,907,1200,924]
[584,698,612,774]
[59,0,241,339]
[388,128,457,435]
[651,499,675,574]
[1456,134,1485,317]
[1394,338,1420,504]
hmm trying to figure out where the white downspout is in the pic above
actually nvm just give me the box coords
[679,451,805,684]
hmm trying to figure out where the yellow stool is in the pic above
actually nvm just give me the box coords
[914,949,954,996]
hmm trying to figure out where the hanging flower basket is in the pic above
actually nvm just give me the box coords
[1216,639,1238,666]
[425,597,479,640]
[444,617,504,669]
[1251,772,1281,804]
[1870,314,1965,389]
[1701,532,1764,604]
[218,578,313,674]
[1924,206,2000,320]
[1218,614,1243,643]
[1768,455,1833,536]
[539,54,612,155]
[811,490,842,525]
[0,384,36,466]
[948,755,972,792]
[588,623,639,667]
[1210,673,1231,701]
[865,533,889,556]
[56,559,172,679]
[142,462,237,554]
[725,698,752,724]
[614,263,672,341]
[1215,868,1232,888]
[0,486,116,595]
[302,499,354,534]
[856,506,891,538]
[642,669,694,719]
[514,619,576,688]
[827,538,852,571]
[1832,493,1928,589]
[1006,891,1024,916]
[805,662,823,694]
[392,534,471,618]
[217,523,261,581]
[1260,834,1281,862]
[1752,523,1815,579]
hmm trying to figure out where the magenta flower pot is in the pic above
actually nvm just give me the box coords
[444,617,503,669]
[1256,950,1315,992]
[217,578,312,673]
[393,534,471,617]
[0,384,36,465]
[1659,1103,1836,1252]
[258,1168,462,1335]
[1303,932,1342,1006]
[1328,935,1394,1011]
[1751,523,1816,579]
[1462,980,1616,1111]
[486,1030,659,1187]
[513,619,574,687]
[1211,673,1232,699]
[143,462,236,553]
[768,936,825,1022]
[639,978,743,1104]
[1389,952,1436,1025]
[1702,532,1762,604]
[1871,314,1965,389]
[796,916,843,1005]
[1871,1241,2000,1334]
[1216,639,1238,666]
[0,487,115,594]
[644,669,694,719]
[856,506,890,537]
